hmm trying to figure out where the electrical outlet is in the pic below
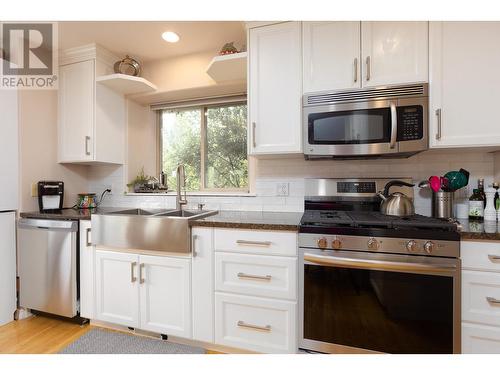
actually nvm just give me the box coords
[276,182,289,197]
[104,184,113,195]
[31,183,38,197]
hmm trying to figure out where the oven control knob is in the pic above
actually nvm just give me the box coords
[332,238,342,250]
[317,237,328,250]
[406,240,418,252]
[424,241,435,254]
[367,238,379,250]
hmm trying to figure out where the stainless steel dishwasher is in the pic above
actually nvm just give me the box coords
[18,218,78,318]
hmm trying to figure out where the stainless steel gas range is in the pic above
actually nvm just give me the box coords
[298,178,461,354]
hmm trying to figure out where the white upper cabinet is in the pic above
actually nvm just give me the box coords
[303,22,361,93]
[248,22,302,155]
[361,22,428,87]
[58,44,125,164]
[429,22,500,148]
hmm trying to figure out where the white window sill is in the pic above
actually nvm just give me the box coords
[125,191,257,197]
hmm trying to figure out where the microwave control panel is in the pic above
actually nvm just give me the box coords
[397,106,424,141]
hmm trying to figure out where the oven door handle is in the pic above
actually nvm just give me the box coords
[389,102,397,149]
[304,253,457,274]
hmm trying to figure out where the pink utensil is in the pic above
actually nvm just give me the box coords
[429,176,441,192]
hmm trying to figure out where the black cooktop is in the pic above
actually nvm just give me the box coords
[300,210,460,241]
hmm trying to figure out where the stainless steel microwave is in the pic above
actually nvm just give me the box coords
[303,83,429,159]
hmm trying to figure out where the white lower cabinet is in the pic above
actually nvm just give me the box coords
[140,255,191,338]
[215,292,297,354]
[462,241,500,353]
[95,248,192,338]
[79,220,94,319]
[95,250,140,327]
[213,228,298,353]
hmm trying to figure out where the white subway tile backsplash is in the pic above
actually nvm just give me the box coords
[88,149,494,215]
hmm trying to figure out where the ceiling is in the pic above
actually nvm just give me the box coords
[58,21,246,62]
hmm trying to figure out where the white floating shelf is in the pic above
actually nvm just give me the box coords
[206,52,247,82]
[96,73,157,95]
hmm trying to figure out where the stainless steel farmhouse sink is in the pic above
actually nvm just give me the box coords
[91,209,218,254]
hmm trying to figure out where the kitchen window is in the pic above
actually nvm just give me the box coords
[158,99,248,192]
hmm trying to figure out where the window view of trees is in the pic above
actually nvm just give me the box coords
[161,103,248,191]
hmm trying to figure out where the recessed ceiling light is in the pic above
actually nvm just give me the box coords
[162,31,180,43]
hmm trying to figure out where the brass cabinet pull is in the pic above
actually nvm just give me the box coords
[488,254,500,263]
[237,320,271,332]
[236,240,272,247]
[131,262,137,283]
[486,297,500,305]
[237,272,272,281]
[139,263,145,284]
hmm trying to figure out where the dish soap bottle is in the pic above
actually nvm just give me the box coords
[469,188,484,221]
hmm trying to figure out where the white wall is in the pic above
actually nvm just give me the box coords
[18,90,89,211]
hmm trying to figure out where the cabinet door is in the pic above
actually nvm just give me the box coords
[79,220,94,319]
[139,255,192,338]
[462,322,500,354]
[361,22,428,87]
[303,22,361,93]
[192,228,214,343]
[58,60,95,162]
[95,249,139,327]
[248,22,302,155]
[430,22,500,147]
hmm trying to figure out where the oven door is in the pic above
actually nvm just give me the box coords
[299,248,460,354]
[303,98,427,157]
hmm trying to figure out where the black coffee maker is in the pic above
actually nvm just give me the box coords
[38,181,64,212]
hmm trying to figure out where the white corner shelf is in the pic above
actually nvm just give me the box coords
[96,73,157,95]
[206,52,247,82]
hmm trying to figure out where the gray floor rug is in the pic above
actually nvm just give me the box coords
[59,328,206,354]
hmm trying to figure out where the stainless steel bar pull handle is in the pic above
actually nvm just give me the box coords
[435,109,442,140]
[85,136,91,156]
[236,240,272,247]
[488,254,500,262]
[486,297,500,305]
[366,56,371,81]
[192,234,198,257]
[389,102,397,149]
[86,228,91,247]
[131,262,137,283]
[304,253,457,274]
[237,272,272,281]
[353,58,358,83]
[139,263,145,284]
[252,122,257,148]
[237,321,271,332]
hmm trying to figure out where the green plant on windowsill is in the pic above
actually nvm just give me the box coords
[127,167,153,193]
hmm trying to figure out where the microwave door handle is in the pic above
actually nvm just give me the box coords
[303,253,457,275]
[390,102,397,149]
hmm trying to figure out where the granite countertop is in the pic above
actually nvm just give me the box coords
[458,219,500,241]
[20,208,302,231]
[191,210,302,231]
[19,207,125,221]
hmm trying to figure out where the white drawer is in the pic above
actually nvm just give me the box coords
[215,252,297,300]
[215,292,297,353]
[462,322,500,353]
[214,228,297,256]
[461,241,500,272]
[462,270,500,326]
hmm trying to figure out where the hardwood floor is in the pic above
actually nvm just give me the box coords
[0,316,91,354]
[0,316,223,354]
